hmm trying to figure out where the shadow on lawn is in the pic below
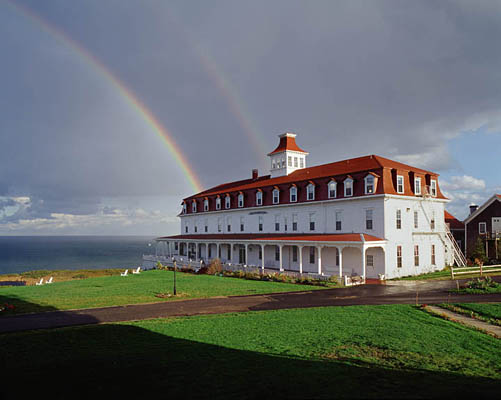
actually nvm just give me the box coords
[1,314,500,399]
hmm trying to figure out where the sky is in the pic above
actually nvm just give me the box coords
[0,0,500,236]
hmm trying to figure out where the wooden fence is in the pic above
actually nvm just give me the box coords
[450,264,501,279]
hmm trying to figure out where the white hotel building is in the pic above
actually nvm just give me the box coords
[144,133,462,280]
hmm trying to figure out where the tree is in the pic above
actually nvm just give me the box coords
[470,237,487,265]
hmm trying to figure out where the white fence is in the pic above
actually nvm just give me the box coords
[450,264,501,279]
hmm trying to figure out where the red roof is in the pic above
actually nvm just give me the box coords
[268,133,308,155]
[190,154,444,200]
[158,233,385,243]
[445,210,464,230]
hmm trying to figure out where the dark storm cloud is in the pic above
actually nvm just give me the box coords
[1,0,500,231]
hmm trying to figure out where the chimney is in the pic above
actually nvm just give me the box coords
[469,204,479,215]
[252,169,258,180]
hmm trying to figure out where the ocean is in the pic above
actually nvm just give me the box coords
[0,236,156,275]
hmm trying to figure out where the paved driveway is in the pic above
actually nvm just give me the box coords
[1,277,500,334]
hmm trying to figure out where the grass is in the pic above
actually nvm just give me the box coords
[1,305,500,398]
[0,269,329,314]
[394,268,501,281]
[439,303,501,326]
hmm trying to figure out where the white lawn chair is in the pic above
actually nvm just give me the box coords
[132,267,141,274]
[35,278,44,286]
[120,269,128,277]
[46,277,53,284]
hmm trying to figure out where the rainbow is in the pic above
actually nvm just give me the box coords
[5,0,204,193]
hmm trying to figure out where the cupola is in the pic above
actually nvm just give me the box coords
[268,133,308,178]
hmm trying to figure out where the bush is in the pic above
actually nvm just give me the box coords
[206,259,223,275]
[466,276,500,291]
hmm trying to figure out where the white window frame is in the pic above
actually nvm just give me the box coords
[307,183,315,201]
[238,193,244,208]
[366,209,373,230]
[328,180,337,199]
[479,222,487,234]
[225,195,231,209]
[258,216,263,232]
[431,244,436,265]
[415,177,421,195]
[290,186,297,202]
[414,210,419,229]
[256,191,262,206]
[309,212,316,231]
[414,245,419,267]
[272,188,280,204]
[396,209,402,229]
[192,201,197,213]
[344,178,353,197]
[292,213,298,231]
[182,202,187,214]
[204,199,209,212]
[288,156,292,167]
[366,254,374,267]
[430,179,437,197]
[397,175,404,194]
[275,214,280,231]
[335,210,342,231]
[300,158,304,168]
[226,216,232,232]
[216,197,221,210]
[397,245,402,268]
[294,157,298,168]
[364,175,375,195]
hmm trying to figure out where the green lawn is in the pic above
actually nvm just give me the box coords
[0,269,328,314]
[439,302,501,326]
[1,305,500,399]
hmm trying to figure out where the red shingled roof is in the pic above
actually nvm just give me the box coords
[159,233,385,243]
[268,133,308,155]
[445,210,464,230]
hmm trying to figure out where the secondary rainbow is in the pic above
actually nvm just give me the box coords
[6,0,204,193]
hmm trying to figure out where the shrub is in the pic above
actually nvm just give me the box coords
[466,276,499,291]
[206,259,223,275]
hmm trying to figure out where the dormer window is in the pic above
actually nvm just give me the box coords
[182,202,187,214]
[216,196,221,210]
[364,175,375,194]
[238,192,244,208]
[256,190,263,206]
[272,187,280,204]
[397,175,404,194]
[344,177,353,197]
[225,194,231,209]
[290,185,297,202]
[307,182,315,201]
[192,201,197,213]
[415,177,422,195]
[204,198,209,211]
[430,179,437,197]
[328,180,337,199]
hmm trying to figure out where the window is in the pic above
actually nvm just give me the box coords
[240,216,244,232]
[238,193,244,208]
[366,209,373,230]
[182,202,187,214]
[431,244,436,265]
[185,225,188,233]
[194,225,198,233]
[292,214,298,231]
[397,246,402,268]
[275,215,280,231]
[307,183,315,200]
[335,211,342,231]
[275,246,280,262]
[414,245,419,267]
[204,199,209,211]
[216,197,221,210]
[309,247,315,264]
[328,180,337,199]
[292,246,298,262]
[309,212,316,231]
[273,188,280,204]
[430,180,437,197]
[431,211,435,230]
[281,158,285,168]
[205,219,208,233]
[294,157,298,168]
[217,217,222,232]
[415,177,421,195]
[256,191,262,206]
[288,156,292,167]
[226,217,231,232]
[290,186,297,202]
[414,211,419,229]
[344,178,353,197]
[396,209,402,229]
[225,195,231,209]
[397,175,404,194]
[175,242,178,251]
[479,222,487,234]
[258,216,263,232]
[300,158,304,168]
[284,215,288,232]
[366,254,374,267]
[272,160,276,169]
[192,201,197,213]
[365,175,375,194]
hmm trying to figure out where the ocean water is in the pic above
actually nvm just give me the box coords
[0,236,156,275]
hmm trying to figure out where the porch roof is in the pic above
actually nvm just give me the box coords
[157,233,385,243]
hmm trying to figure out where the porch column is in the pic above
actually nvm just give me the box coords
[317,245,323,275]
[216,243,220,260]
[195,243,199,261]
[299,245,303,274]
[245,243,249,266]
[338,247,343,278]
[362,246,366,280]
[261,244,265,271]
[279,244,284,272]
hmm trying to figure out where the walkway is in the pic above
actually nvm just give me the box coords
[1,278,500,334]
